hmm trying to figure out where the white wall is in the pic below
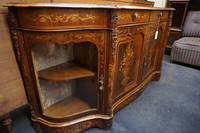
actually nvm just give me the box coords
[148,0,167,7]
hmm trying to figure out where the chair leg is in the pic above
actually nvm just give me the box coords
[0,113,13,133]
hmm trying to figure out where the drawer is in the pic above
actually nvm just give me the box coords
[150,11,169,21]
[16,8,108,30]
[116,10,150,25]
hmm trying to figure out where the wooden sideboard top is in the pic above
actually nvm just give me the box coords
[3,3,174,11]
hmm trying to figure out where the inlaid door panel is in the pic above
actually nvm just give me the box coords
[141,24,163,80]
[113,27,144,100]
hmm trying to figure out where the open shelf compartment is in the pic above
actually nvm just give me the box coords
[38,61,96,81]
[32,42,99,118]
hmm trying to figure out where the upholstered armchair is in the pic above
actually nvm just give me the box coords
[170,11,200,67]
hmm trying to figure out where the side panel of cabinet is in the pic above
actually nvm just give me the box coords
[112,26,145,101]
[0,13,27,116]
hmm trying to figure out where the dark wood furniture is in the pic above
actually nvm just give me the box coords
[0,1,27,133]
[166,0,190,50]
[188,0,200,11]
[4,3,173,133]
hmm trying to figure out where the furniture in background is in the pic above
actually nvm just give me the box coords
[0,2,27,133]
[4,2,173,133]
[171,11,200,67]
[188,0,200,11]
[166,0,190,52]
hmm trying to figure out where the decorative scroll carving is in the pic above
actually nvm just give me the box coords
[30,14,99,23]
[119,14,132,20]
[10,30,21,62]
[136,26,148,32]
[112,29,118,60]
[117,28,128,35]
[72,33,104,44]
[43,120,99,133]
[111,13,118,24]
[99,74,104,91]
[119,43,135,86]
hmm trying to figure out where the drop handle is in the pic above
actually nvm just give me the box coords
[159,12,163,17]
[132,12,138,19]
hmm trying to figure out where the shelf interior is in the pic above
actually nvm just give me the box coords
[44,95,92,117]
[38,61,95,81]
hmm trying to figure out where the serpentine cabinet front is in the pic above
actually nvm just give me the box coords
[5,4,173,133]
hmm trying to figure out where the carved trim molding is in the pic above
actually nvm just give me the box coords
[42,120,99,133]
[10,30,21,62]
[32,114,112,127]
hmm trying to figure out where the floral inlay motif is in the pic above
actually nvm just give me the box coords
[119,43,134,86]
[30,14,99,23]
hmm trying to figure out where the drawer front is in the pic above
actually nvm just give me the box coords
[16,8,108,30]
[116,10,150,25]
[150,11,169,21]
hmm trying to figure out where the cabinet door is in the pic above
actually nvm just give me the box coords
[141,23,163,80]
[113,26,145,100]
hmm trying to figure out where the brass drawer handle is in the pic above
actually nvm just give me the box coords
[133,12,138,19]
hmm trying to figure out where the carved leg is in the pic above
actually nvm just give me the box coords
[32,121,43,133]
[0,113,13,133]
[153,73,161,81]
[102,119,112,130]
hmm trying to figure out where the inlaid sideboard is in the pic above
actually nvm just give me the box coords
[4,3,174,133]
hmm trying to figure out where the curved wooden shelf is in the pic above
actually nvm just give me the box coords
[44,96,92,118]
[38,61,95,81]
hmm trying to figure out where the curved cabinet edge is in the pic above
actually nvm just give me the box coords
[32,113,113,127]
[112,70,160,113]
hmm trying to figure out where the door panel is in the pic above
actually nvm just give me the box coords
[113,27,144,100]
[141,24,163,80]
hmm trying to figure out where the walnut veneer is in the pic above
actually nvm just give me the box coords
[4,3,174,133]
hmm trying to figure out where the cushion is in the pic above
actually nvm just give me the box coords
[182,11,200,37]
[171,37,200,66]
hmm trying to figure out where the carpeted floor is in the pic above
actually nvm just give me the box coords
[9,55,200,133]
